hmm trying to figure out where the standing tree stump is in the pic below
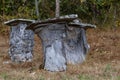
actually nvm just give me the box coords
[36,23,67,71]
[26,14,96,71]
[64,27,88,64]
[65,20,96,64]
[4,19,35,62]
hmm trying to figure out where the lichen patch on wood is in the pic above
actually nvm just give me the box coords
[4,19,35,62]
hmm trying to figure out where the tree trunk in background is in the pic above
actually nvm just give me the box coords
[113,6,116,30]
[55,0,60,17]
[35,0,40,20]
[2,0,4,16]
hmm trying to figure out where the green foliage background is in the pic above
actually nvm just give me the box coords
[0,0,120,29]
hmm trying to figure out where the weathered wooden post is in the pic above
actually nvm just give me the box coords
[4,19,35,62]
[26,14,78,71]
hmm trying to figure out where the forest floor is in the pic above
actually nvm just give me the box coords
[0,28,120,80]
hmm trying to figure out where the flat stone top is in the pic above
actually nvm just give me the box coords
[4,19,35,26]
[68,22,96,29]
[26,14,78,30]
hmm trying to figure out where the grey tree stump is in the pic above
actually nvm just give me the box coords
[64,27,88,64]
[36,23,67,71]
[26,14,96,71]
[65,20,96,64]
[4,19,35,62]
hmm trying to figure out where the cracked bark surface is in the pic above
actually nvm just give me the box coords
[65,26,89,64]
[26,15,95,71]
[36,23,67,71]
[33,23,91,71]
[4,19,35,62]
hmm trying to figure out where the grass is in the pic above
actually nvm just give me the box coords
[78,75,94,80]
[0,28,120,80]
[0,73,9,80]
